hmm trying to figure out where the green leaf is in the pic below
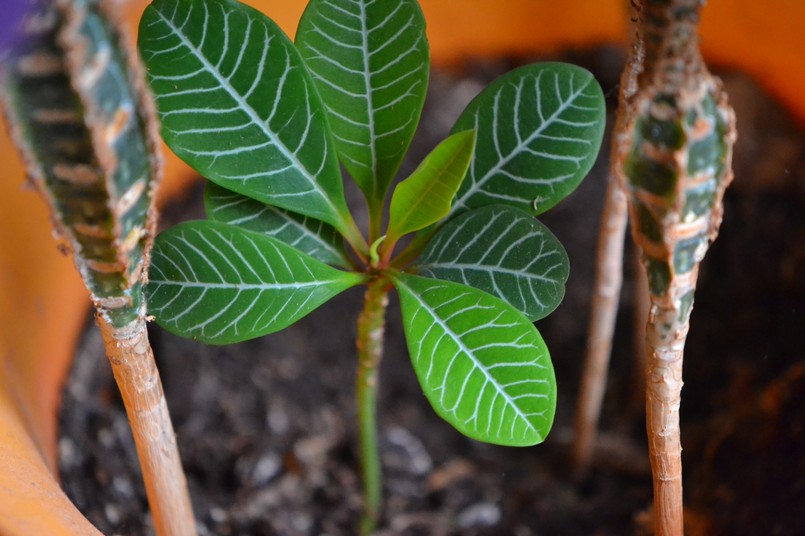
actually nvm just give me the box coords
[392,273,556,446]
[138,0,353,233]
[414,205,568,321]
[204,182,349,267]
[450,62,605,217]
[295,0,429,207]
[146,220,364,344]
[387,130,476,242]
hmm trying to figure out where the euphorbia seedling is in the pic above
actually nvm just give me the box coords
[138,0,605,531]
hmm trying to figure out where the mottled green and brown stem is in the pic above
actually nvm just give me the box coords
[356,276,390,535]
[1,1,195,534]
[616,1,736,533]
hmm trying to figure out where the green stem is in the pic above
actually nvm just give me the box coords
[378,235,400,269]
[356,276,390,535]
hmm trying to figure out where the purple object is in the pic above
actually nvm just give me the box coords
[0,0,35,61]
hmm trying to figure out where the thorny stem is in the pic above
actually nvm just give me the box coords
[97,312,196,536]
[356,276,390,535]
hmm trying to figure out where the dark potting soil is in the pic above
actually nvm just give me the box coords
[58,49,805,535]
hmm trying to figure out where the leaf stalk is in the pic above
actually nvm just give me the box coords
[368,198,385,246]
[341,216,371,265]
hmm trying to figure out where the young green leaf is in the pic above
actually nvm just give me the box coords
[205,183,349,267]
[295,0,429,208]
[450,62,605,217]
[392,273,556,446]
[413,205,568,321]
[146,221,364,345]
[138,0,353,233]
[387,130,476,242]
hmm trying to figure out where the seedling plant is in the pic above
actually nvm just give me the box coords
[138,0,605,531]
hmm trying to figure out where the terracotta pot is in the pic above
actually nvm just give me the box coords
[0,1,801,534]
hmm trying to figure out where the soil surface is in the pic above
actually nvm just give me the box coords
[58,49,805,535]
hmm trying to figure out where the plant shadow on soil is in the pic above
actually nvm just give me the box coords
[59,48,805,535]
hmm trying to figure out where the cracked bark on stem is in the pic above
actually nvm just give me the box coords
[356,277,390,535]
[618,1,736,533]
[97,312,196,536]
[642,271,694,536]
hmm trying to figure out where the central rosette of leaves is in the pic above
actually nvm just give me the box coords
[139,0,604,447]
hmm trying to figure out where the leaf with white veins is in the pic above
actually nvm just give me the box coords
[414,205,568,321]
[138,0,353,233]
[296,0,429,207]
[393,273,556,446]
[146,220,364,344]
[450,62,605,217]
[387,130,476,242]
[205,182,349,267]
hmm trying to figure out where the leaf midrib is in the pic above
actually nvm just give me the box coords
[358,0,379,198]
[417,262,562,284]
[149,279,341,290]
[154,5,344,226]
